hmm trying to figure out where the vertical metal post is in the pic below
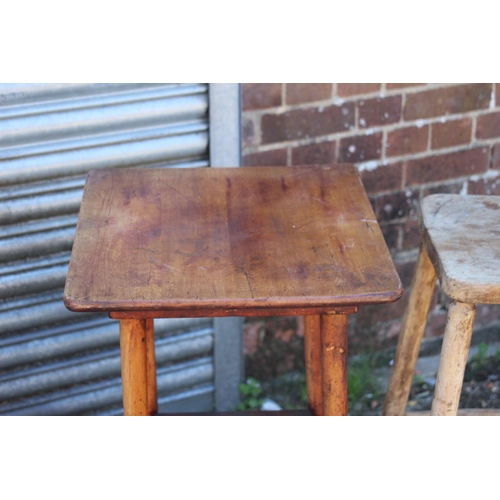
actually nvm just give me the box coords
[209,83,243,410]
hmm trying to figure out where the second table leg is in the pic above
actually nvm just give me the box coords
[321,314,348,416]
[119,318,157,416]
[304,315,323,416]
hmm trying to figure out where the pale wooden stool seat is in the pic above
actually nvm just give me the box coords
[383,194,500,416]
[64,165,402,416]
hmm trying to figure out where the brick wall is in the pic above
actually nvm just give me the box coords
[241,83,500,354]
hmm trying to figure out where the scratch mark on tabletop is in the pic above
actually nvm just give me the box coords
[291,213,333,233]
[161,182,199,210]
[312,197,328,206]
[149,256,173,270]
[243,271,254,298]
[433,198,452,216]
[363,220,375,233]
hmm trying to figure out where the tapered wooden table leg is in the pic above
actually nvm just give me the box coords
[383,244,437,416]
[431,301,476,416]
[304,315,323,416]
[120,319,150,416]
[321,314,348,416]
[145,318,158,415]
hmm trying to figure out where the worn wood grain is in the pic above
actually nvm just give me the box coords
[321,314,348,416]
[120,319,149,416]
[64,165,402,316]
[304,315,323,416]
[383,244,437,416]
[420,194,500,304]
[431,301,476,416]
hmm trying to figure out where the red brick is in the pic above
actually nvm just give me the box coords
[368,196,376,213]
[402,220,422,249]
[242,83,282,110]
[355,293,408,327]
[379,223,400,251]
[286,83,332,105]
[468,174,500,195]
[476,111,500,139]
[423,182,464,196]
[375,190,419,222]
[383,320,404,344]
[386,125,428,157]
[291,141,336,165]
[405,147,489,186]
[296,316,304,337]
[492,143,500,169]
[242,116,256,147]
[339,133,382,163]
[337,83,380,96]
[404,83,492,120]
[386,83,426,90]
[426,309,448,338]
[431,118,472,149]
[475,304,500,327]
[242,148,287,167]
[261,103,354,144]
[359,96,402,127]
[243,320,265,355]
[359,162,403,194]
[395,259,418,288]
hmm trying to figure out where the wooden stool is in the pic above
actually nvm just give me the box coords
[64,165,402,416]
[383,194,500,416]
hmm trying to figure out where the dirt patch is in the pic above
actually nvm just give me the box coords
[251,341,500,415]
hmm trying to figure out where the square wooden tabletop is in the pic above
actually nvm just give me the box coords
[64,165,402,316]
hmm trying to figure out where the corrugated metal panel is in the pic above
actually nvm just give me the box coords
[0,83,214,415]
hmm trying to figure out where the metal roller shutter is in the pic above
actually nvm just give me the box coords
[0,83,238,415]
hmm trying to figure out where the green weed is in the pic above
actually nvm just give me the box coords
[465,342,500,382]
[238,377,265,411]
[347,352,383,414]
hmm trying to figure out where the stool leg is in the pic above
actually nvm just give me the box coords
[431,301,476,416]
[120,319,150,416]
[321,314,348,416]
[383,244,437,416]
[304,315,323,416]
[145,319,158,415]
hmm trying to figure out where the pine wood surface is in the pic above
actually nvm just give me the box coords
[64,165,402,316]
[420,194,500,304]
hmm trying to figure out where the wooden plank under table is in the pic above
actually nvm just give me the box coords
[64,165,402,416]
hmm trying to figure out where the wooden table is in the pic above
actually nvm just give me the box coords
[64,165,402,416]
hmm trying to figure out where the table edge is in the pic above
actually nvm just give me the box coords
[63,287,403,314]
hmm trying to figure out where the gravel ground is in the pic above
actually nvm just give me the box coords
[258,340,500,416]
[350,341,500,415]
